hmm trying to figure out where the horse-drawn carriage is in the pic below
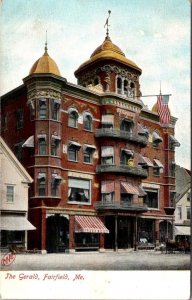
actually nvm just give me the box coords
[165,239,190,253]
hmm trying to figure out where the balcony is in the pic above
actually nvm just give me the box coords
[94,201,148,212]
[96,164,148,178]
[95,128,148,146]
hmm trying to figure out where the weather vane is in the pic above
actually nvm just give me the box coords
[104,10,111,38]
[45,30,48,52]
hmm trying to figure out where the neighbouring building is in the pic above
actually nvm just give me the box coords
[1,26,180,252]
[174,165,191,242]
[0,137,35,252]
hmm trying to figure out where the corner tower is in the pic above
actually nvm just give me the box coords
[74,17,142,99]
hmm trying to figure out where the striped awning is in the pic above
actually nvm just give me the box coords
[121,182,146,196]
[101,181,115,193]
[1,215,36,231]
[75,216,109,234]
[139,155,153,167]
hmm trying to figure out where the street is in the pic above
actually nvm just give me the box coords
[1,250,190,271]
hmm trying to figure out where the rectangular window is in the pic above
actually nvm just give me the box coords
[169,191,176,207]
[51,181,58,196]
[38,174,46,196]
[16,109,24,129]
[39,138,46,155]
[169,162,176,177]
[83,149,92,163]
[51,99,60,120]
[153,167,160,176]
[6,185,14,202]
[102,192,114,204]
[68,147,77,161]
[39,99,47,119]
[101,146,114,165]
[68,178,90,204]
[144,189,159,209]
[187,207,190,220]
[177,207,182,220]
[121,193,133,205]
[51,139,60,156]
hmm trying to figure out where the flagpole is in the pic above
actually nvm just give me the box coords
[135,94,172,98]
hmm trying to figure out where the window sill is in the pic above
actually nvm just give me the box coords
[67,201,91,206]
[68,126,78,129]
[83,162,93,165]
[83,129,93,132]
[68,159,78,163]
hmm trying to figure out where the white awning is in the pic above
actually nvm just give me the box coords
[101,115,114,124]
[121,149,134,157]
[37,134,46,140]
[1,215,36,231]
[139,155,153,167]
[52,135,61,141]
[83,111,92,118]
[52,99,61,105]
[154,159,164,168]
[68,107,79,114]
[138,124,149,135]
[22,136,34,148]
[101,146,114,157]
[169,135,180,147]
[152,131,163,143]
[175,226,190,236]
[52,174,62,181]
[37,173,46,180]
[68,141,81,148]
[83,144,96,151]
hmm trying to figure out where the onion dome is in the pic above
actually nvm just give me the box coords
[75,36,142,75]
[29,43,61,76]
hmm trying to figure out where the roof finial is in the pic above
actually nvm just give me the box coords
[104,10,111,38]
[160,80,162,95]
[44,30,48,53]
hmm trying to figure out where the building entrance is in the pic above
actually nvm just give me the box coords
[104,216,134,249]
[46,214,69,253]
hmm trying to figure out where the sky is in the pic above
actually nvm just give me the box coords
[0,0,190,169]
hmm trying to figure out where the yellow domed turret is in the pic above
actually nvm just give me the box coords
[29,43,61,76]
[75,35,141,75]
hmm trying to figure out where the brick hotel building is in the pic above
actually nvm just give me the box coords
[1,29,180,252]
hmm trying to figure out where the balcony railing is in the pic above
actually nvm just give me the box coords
[95,128,148,146]
[94,201,148,212]
[96,164,148,178]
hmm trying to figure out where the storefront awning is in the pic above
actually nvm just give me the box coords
[101,181,115,193]
[139,155,153,167]
[154,159,164,168]
[175,226,190,236]
[1,215,36,231]
[75,216,109,233]
[22,136,34,148]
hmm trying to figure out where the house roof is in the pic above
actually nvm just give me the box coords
[0,137,33,184]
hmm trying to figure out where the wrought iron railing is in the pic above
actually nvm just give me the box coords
[95,128,148,145]
[94,201,148,212]
[96,164,148,178]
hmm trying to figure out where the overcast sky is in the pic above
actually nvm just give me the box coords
[0,0,190,169]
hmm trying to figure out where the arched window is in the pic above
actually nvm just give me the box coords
[94,78,99,86]
[68,111,78,128]
[117,77,122,94]
[124,80,128,96]
[84,114,92,131]
[129,82,135,98]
